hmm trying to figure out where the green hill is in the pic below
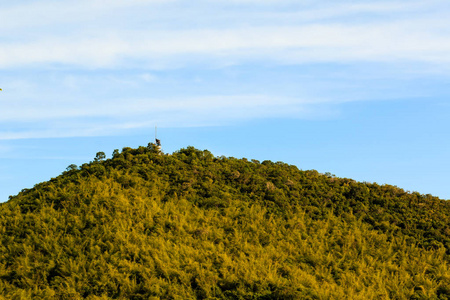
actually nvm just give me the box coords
[1,144,449,299]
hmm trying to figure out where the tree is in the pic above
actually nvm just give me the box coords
[94,151,106,162]
[66,164,78,172]
[112,149,120,158]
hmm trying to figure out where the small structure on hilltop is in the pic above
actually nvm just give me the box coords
[155,125,161,152]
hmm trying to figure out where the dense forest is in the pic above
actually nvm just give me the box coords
[1,144,449,299]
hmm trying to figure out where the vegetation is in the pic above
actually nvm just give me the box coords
[1,144,449,299]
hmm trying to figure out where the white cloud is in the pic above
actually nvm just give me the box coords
[1,21,450,69]
[0,1,449,69]
[0,94,312,122]
[0,94,335,140]
[1,0,449,140]
[0,0,173,31]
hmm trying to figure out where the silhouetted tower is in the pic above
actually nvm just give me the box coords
[155,125,161,152]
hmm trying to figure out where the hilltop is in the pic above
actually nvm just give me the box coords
[1,144,449,299]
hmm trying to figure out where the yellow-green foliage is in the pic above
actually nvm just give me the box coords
[0,144,449,299]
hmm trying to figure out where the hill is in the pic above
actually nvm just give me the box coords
[1,144,449,299]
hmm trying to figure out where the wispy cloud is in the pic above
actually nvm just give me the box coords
[1,0,449,140]
[0,93,335,140]
[2,24,450,69]
[1,1,449,69]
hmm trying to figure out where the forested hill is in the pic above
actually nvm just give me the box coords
[1,144,449,299]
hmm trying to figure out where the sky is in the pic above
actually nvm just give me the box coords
[1,0,450,202]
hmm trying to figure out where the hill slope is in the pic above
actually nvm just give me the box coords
[1,144,449,299]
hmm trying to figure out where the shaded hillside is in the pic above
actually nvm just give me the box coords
[1,144,449,299]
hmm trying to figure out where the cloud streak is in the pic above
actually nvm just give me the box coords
[1,23,450,69]
[1,1,450,69]
[0,94,335,140]
[1,1,450,140]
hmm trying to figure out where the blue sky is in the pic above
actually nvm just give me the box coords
[1,0,450,202]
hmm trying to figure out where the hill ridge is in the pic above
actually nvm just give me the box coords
[1,144,449,299]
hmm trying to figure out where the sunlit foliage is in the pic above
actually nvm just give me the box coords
[1,144,449,299]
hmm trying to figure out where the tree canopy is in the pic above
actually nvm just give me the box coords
[0,144,449,299]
